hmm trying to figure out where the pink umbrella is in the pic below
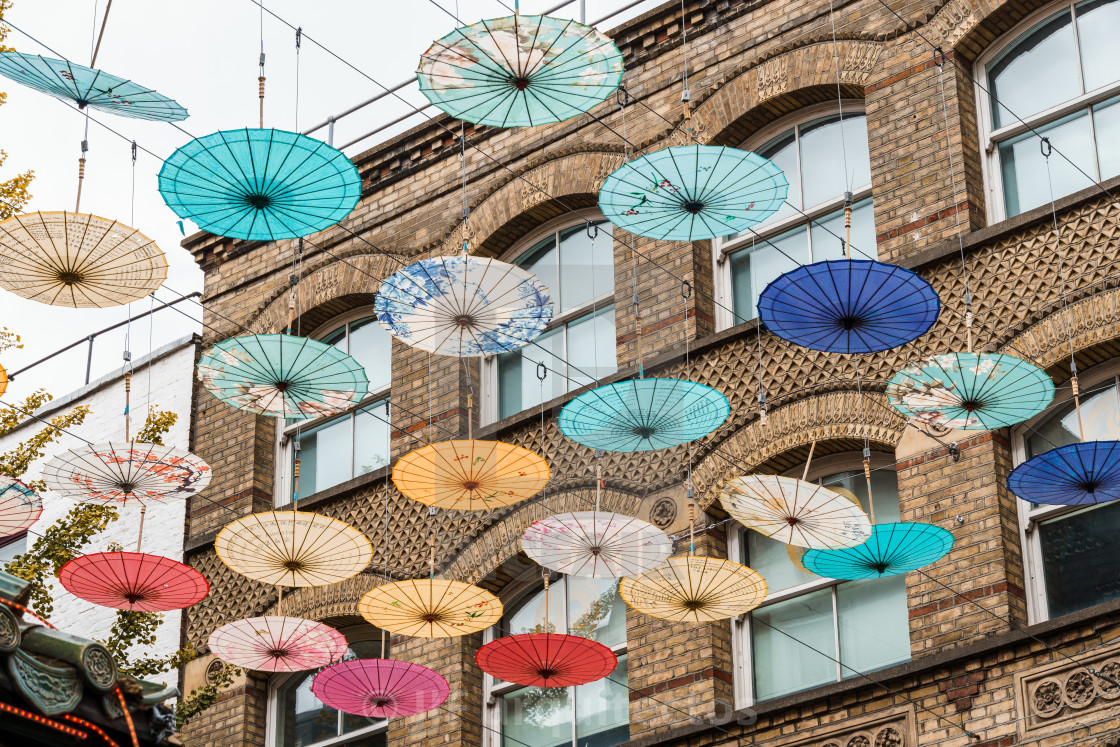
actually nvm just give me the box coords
[208,616,347,673]
[312,659,449,718]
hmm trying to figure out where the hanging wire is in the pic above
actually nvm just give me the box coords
[294,26,302,131]
[258,0,267,127]
[826,0,852,193]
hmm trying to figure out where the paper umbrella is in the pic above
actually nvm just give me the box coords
[208,616,348,672]
[801,522,954,580]
[620,556,768,622]
[1007,441,1120,506]
[521,511,672,577]
[719,474,872,549]
[476,632,617,688]
[313,659,450,719]
[0,476,41,538]
[359,579,502,638]
[40,442,211,504]
[59,551,209,612]
[392,439,550,510]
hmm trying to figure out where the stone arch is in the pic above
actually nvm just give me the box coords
[691,389,906,507]
[258,576,380,621]
[693,40,882,147]
[428,149,629,260]
[248,252,407,334]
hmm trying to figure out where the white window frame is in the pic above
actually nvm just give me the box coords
[713,101,874,331]
[1011,362,1120,624]
[728,451,904,709]
[265,626,388,747]
[974,0,1120,223]
[274,309,393,505]
[480,213,616,425]
[481,571,629,747]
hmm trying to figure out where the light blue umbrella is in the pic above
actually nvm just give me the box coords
[0,52,187,121]
[159,129,360,241]
[801,522,954,579]
[598,145,788,241]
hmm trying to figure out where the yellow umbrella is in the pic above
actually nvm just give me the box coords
[620,556,767,623]
[0,211,166,307]
[393,439,549,510]
[0,363,7,400]
[215,511,373,587]
[359,579,502,638]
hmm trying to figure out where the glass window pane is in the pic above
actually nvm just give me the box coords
[1076,0,1120,92]
[519,235,560,306]
[497,328,565,420]
[1000,110,1096,216]
[808,199,877,263]
[353,401,391,478]
[820,468,902,524]
[506,581,568,635]
[988,10,1081,128]
[730,227,807,321]
[1026,381,1120,457]
[296,415,352,496]
[799,115,872,209]
[567,578,626,647]
[347,317,392,392]
[575,655,630,747]
[751,588,837,700]
[1039,501,1120,616]
[559,223,614,312]
[1094,96,1120,180]
[276,673,339,746]
[566,306,617,390]
[758,129,801,222]
[501,686,573,747]
[837,575,910,674]
[745,530,820,594]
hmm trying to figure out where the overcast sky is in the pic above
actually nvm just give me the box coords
[0,0,653,406]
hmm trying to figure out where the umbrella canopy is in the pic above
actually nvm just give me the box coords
[887,353,1054,430]
[719,475,871,549]
[758,260,940,353]
[521,511,671,577]
[0,363,7,399]
[0,52,187,121]
[312,659,450,719]
[216,511,372,588]
[59,551,209,612]
[0,211,167,308]
[158,128,360,241]
[359,579,502,638]
[417,14,623,128]
[392,439,549,510]
[598,145,788,241]
[197,334,369,420]
[374,255,553,357]
[620,556,767,622]
[0,476,41,538]
[1008,441,1120,506]
[40,442,211,504]
[801,522,954,580]
[476,633,616,688]
[208,616,347,673]
[558,378,729,452]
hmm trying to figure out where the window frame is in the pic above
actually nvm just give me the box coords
[274,309,393,506]
[712,101,873,331]
[481,570,629,747]
[480,213,617,425]
[1011,362,1120,623]
[974,0,1120,223]
[264,625,389,747]
[728,450,905,709]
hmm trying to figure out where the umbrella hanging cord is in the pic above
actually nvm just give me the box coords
[258,0,266,127]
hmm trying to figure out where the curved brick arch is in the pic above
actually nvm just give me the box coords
[997,284,1120,375]
[259,576,379,621]
[691,389,906,507]
[693,40,882,147]
[430,150,629,260]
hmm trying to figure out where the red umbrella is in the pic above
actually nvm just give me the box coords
[476,633,616,688]
[312,659,449,718]
[0,476,41,538]
[59,551,209,612]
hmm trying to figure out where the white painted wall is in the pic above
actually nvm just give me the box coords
[0,335,199,687]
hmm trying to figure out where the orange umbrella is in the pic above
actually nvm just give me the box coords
[359,578,502,638]
[393,439,549,510]
[0,363,7,400]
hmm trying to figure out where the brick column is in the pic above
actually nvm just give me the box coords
[390,339,475,459]
[388,632,484,747]
[180,655,268,747]
[896,430,1027,657]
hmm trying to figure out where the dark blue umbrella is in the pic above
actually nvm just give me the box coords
[1007,441,1120,506]
[801,522,953,579]
[758,260,940,353]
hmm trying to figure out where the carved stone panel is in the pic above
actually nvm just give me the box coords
[1015,639,1120,738]
[762,706,916,747]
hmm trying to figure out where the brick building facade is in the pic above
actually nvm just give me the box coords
[178,0,1120,746]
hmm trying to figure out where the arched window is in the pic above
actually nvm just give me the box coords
[977,0,1120,219]
[483,219,617,423]
[483,575,629,747]
[267,625,387,746]
[1014,363,1120,621]
[278,314,392,502]
[713,105,876,329]
[729,454,910,704]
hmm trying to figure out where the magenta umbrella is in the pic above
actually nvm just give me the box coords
[312,659,449,718]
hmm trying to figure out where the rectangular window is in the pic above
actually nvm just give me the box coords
[288,399,390,498]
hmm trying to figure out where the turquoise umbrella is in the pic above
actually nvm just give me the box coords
[197,334,368,420]
[417,14,623,128]
[801,522,954,579]
[0,52,187,121]
[158,129,360,241]
[598,145,788,241]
